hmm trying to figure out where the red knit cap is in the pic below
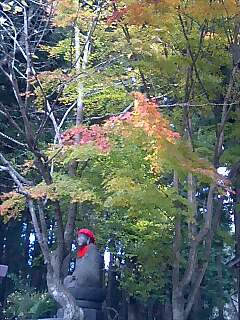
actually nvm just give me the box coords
[77,228,96,243]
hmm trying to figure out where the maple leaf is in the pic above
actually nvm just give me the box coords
[0,192,25,219]
[106,7,128,25]
[61,125,111,152]
[130,92,180,143]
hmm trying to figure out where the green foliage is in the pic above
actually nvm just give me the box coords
[84,87,132,117]
[59,84,132,117]
[3,275,56,319]
[52,173,99,204]
[41,38,73,62]
[27,172,100,205]
[4,290,56,319]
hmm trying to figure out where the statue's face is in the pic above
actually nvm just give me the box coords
[77,233,90,247]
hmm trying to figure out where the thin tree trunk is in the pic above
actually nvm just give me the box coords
[172,289,185,320]
[163,294,173,320]
[230,160,240,318]
[229,99,240,317]
[47,268,84,320]
[216,252,225,320]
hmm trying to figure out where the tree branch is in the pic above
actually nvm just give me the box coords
[0,131,27,148]
[0,152,33,186]
[28,199,52,266]
[0,104,24,134]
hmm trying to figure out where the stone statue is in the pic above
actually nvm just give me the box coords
[62,229,106,320]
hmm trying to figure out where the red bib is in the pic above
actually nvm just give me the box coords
[77,245,89,258]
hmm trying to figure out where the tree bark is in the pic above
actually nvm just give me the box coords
[47,267,84,320]
[172,289,185,320]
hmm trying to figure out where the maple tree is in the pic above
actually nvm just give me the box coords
[0,0,240,319]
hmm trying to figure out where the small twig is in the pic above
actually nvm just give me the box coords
[46,146,64,164]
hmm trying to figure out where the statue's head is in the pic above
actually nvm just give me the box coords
[77,228,96,247]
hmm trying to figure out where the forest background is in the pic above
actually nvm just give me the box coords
[0,0,240,319]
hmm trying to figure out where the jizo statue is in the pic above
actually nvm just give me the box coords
[63,229,106,315]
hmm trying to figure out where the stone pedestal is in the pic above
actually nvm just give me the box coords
[77,300,104,320]
[57,308,104,320]
[81,308,104,320]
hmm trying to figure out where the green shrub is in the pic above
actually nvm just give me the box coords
[4,290,57,319]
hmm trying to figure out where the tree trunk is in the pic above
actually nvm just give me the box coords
[234,195,240,317]
[106,252,120,313]
[230,160,240,317]
[234,187,240,317]
[172,289,185,320]
[47,267,84,320]
[188,286,203,320]
[216,249,225,320]
[163,295,173,320]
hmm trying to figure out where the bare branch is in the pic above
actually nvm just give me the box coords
[172,171,181,289]
[0,152,33,186]
[178,14,210,103]
[0,131,27,147]
[0,105,24,133]
[28,199,52,266]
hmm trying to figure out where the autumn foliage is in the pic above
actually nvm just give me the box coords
[0,93,218,217]
[107,0,180,25]
[107,0,240,26]
[61,125,111,152]
[123,92,180,142]
[61,92,180,150]
[60,93,217,179]
[0,192,25,219]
